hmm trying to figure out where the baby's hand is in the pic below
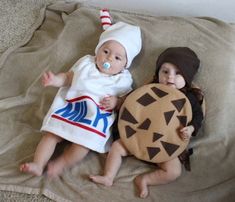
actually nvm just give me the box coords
[42,71,56,87]
[100,95,118,110]
[179,125,194,142]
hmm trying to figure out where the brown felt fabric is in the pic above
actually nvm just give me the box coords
[119,84,192,163]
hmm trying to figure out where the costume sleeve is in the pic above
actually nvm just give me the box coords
[70,55,90,72]
[187,92,204,136]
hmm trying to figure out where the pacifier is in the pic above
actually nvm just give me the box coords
[102,62,111,69]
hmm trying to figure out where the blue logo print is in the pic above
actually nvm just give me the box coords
[54,100,112,133]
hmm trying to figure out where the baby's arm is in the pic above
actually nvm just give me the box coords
[179,125,195,141]
[42,71,74,87]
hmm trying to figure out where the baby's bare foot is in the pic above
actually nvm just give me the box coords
[89,175,113,186]
[19,162,43,176]
[47,158,66,179]
[134,175,149,198]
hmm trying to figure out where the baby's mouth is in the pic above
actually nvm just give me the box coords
[102,62,111,69]
[167,82,174,85]
[167,82,176,88]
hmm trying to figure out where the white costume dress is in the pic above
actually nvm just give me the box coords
[41,55,133,153]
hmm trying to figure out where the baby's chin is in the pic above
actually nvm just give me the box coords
[96,65,113,75]
[96,64,106,72]
[166,82,176,88]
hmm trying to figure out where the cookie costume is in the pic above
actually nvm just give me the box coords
[155,47,204,169]
[118,83,193,163]
[117,47,203,170]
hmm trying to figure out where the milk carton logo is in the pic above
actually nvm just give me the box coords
[51,96,112,137]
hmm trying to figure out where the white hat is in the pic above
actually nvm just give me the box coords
[95,21,142,68]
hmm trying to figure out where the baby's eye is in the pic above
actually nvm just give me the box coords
[115,56,121,60]
[103,49,109,54]
[163,70,168,74]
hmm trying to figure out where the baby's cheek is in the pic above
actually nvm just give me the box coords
[176,75,186,89]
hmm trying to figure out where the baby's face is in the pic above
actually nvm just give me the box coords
[158,62,186,89]
[96,40,127,75]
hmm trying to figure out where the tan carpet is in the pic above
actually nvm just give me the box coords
[0,0,57,53]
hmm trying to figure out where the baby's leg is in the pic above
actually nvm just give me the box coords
[89,139,128,186]
[47,143,89,178]
[20,132,62,176]
[134,157,182,198]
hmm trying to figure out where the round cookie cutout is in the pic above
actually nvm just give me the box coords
[118,83,192,163]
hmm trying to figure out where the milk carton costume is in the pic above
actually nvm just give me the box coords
[41,21,142,153]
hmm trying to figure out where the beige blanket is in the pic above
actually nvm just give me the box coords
[0,2,235,201]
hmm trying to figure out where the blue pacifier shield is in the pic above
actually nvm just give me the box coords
[103,62,111,69]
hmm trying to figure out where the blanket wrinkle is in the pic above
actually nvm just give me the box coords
[0,2,235,202]
[0,94,37,112]
[183,18,235,49]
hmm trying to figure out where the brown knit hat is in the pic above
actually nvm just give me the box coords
[155,47,200,86]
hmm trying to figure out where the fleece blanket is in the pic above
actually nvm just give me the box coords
[0,2,235,202]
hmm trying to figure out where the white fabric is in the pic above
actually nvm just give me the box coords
[95,21,142,68]
[41,55,133,153]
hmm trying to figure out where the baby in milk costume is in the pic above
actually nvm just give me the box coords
[20,20,142,178]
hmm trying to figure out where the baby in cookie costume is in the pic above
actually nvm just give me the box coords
[19,20,142,178]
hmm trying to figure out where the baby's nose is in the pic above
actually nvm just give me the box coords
[107,54,113,61]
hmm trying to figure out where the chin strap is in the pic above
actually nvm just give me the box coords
[100,9,112,30]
